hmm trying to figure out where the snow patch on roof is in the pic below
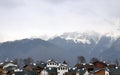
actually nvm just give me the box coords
[14,69,23,72]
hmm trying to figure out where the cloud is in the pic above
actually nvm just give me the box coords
[118,26,120,30]
[0,0,120,42]
[42,0,79,4]
[0,0,25,9]
[43,0,65,4]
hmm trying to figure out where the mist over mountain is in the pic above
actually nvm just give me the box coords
[0,32,120,65]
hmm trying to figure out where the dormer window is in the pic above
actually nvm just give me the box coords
[58,68,60,70]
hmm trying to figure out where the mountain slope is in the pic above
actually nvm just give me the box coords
[0,32,120,65]
[0,39,65,61]
[100,38,120,61]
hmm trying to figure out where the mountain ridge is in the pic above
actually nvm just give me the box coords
[0,32,120,65]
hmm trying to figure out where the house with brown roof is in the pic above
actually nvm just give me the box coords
[0,66,3,74]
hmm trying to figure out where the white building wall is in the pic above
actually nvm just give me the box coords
[105,70,109,75]
[76,73,79,75]
[46,63,58,68]
[46,60,58,68]
[57,64,68,75]
[84,71,89,75]
[57,69,68,75]
[41,70,48,75]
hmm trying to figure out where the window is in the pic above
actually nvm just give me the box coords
[61,67,62,70]
[63,67,64,70]
[58,68,60,70]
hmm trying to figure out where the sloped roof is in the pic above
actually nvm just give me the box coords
[37,62,46,68]
[47,59,58,64]
[93,61,107,67]
[59,63,68,67]
[75,63,94,69]
[2,61,17,69]
[93,68,109,73]
[76,69,86,74]
[14,71,25,75]
[68,67,86,74]
[23,70,37,75]
[68,68,77,73]
[5,66,17,71]
[109,67,120,74]
[14,69,37,75]
[45,67,57,73]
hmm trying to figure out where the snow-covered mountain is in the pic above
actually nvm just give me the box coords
[58,31,117,45]
[49,32,120,61]
[60,32,101,44]
[0,32,120,65]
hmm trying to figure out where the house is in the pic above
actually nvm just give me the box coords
[57,63,68,75]
[109,67,120,75]
[3,62,18,70]
[65,67,77,75]
[0,66,3,74]
[75,63,94,72]
[45,59,58,75]
[14,70,37,75]
[92,68,109,75]
[14,71,25,75]
[41,59,69,75]
[93,61,107,68]
[34,66,44,75]
[65,67,88,75]
[37,61,46,69]
[1,59,120,75]
[35,61,46,74]
[107,64,116,68]
[23,70,37,75]
[46,59,58,68]
[0,61,18,74]
[23,65,33,71]
[7,71,15,75]
[41,69,49,75]
[37,59,57,75]
[45,67,57,75]
[76,68,89,75]
[89,61,110,75]
[23,65,37,75]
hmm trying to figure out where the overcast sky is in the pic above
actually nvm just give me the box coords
[0,0,120,42]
